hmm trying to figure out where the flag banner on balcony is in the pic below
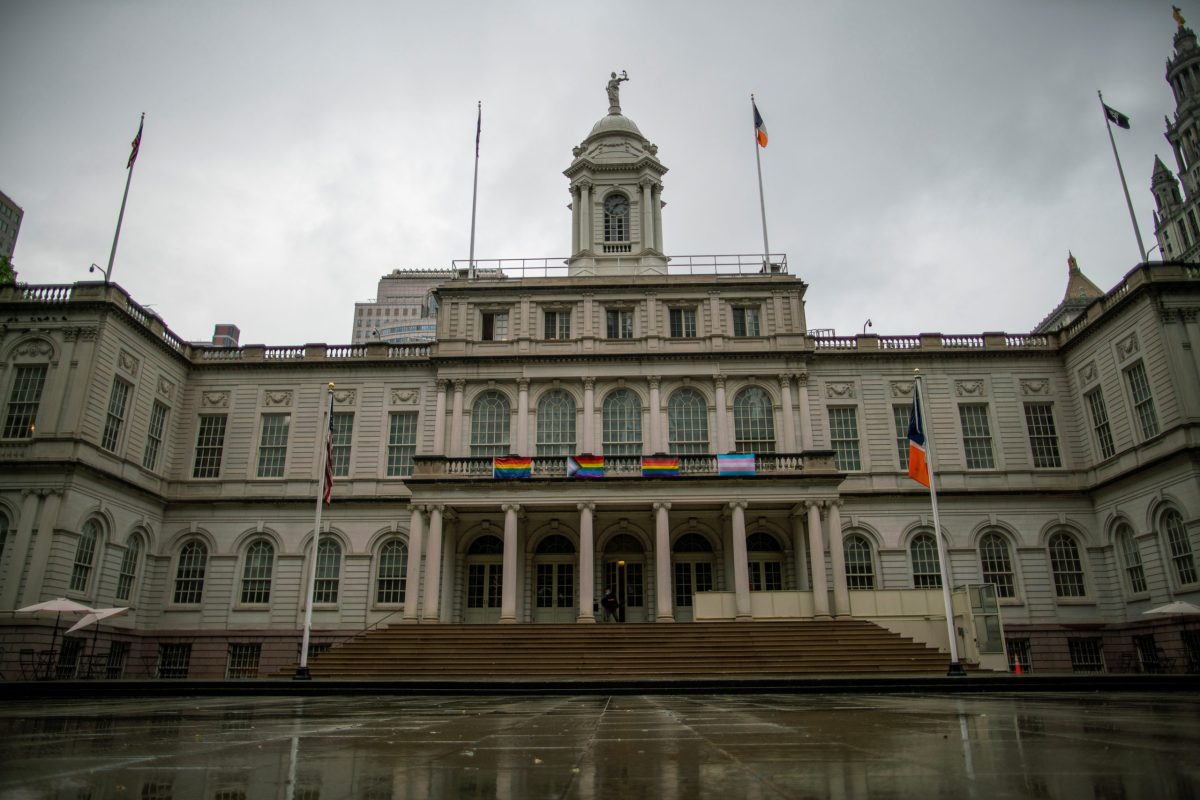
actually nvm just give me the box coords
[493,456,532,479]
[641,455,680,477]
[717,453,756,476]
[567,455,605,478]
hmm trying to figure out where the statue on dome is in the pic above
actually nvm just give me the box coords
[607,70,629,114]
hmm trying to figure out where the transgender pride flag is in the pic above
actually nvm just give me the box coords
[717,454,756,476]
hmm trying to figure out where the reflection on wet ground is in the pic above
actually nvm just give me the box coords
[0,692,1197,799]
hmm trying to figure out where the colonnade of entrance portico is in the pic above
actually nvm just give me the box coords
[401,497,852,624]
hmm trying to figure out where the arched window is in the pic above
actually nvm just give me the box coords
[1161,508,1198,586]
[733,387,776,453]
[536,534,576,554]
[1115,523,1146,594]
[602,389,642,455]
[1048,532,1086,597]
[843,534,875,589]
[173,540,208,604]
[240,540,274,604]
[536,390,576,456]
[470,391,511,456]
[910,532,942,589]
[979,532,1015,598]
[70,520,100,593]
[468,535,505,555]
[116,534,143,602]
[673,533,714,553]
[747,531,784,591]
[314,539,342,604]
[603,193,629,242]
[376,540,409,604]
[667,388,709,454]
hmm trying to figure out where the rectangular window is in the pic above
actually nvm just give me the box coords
[606,309,633,339]
[1023,402,1062,468]
[192,415,227,478]
[101,379,132,452]
[1068,638,1105,673]
[892,404,911,471]
[1086,390,1116,460]
[157,643,192,679]
[142,402,168,470]
[3,364,47,438]
[481,311,509,341]
[225,643,262,679]
[543,310,571,340]
[1006,638,1032,672]
[386,412,418,477]
[732,306,761,337]
[330,412,353,477]
[827,407,861,470]
[1125,361,1160,440]
[669,307,697,338]
[105,640,129,679]
[255,414,290,478]
[958,404,995,469]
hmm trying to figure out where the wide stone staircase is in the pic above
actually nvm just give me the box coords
[294,620,967,679]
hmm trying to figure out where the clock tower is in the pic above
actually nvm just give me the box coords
[1153,11,1200,261]
[565,72,669,276]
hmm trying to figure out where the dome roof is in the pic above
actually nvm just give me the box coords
[589,113,643,139]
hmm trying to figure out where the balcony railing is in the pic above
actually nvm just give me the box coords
[413,451,835,480]
[449,253,789,278]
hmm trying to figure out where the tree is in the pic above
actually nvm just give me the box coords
[0,255,16,285]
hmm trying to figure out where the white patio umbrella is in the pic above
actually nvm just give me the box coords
[67,607,130,671]
[15,598,96,656]
[1142,600,1200,616]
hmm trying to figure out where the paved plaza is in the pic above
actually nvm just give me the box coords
[0,691,1198,799]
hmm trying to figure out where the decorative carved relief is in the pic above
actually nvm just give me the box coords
[201,391,230,408]
[825,381,856,399]
[794,371,809,386]
[117,349,139,376]
[890,381,915,398]
[955,380,985,397]
[333,388,356,406]
[14,339,53,358]
[263,390,293,407]
[1078,361,1098,385]
[391,388,419,405]
[1116,331,1139,360]
[156,376,175,400]
[1020,379,1051,396]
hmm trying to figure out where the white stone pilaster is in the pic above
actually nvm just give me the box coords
[403,507,425,622]
[422,505,444,621]
[827,500,850,617]
[654,502,674,622]
[779,374,797,452]
[516,378,530,456]
[807,501,830,619]
[582,377,595,452]
[433,379,447,455]
[730,501,751,621]
[648,376,662,453]
[450,379,465,456]
[500,503,520,623]
[577,502,596,623]
[714,375,728,453]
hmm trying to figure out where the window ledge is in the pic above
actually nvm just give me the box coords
[1054,598,1096,606]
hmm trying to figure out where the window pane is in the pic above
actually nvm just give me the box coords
[4,365,47,438]
[667,388,709,454]
[1163,509,1198,586]
[240,540,274,604]
[193,415,227,478]
[1116,525,1146,593]
[1086,390,1115,460]
[1126,362,1159,439]
[733,307,761,337]
[536,390,576,456]
[1048,533,1085,597]
[387,412,418,476]
[143,402,168,470]
[602,389,642,455]
[606,309,633,339]
[116,536,142,601]
[911,533,942,588]
[844,535,875,589]
[669,308,696,338]
[893,405,911,470]
[470,392,511,456]
[959,404,995,469]
[101,380,131,452]
[256,414,290,478]
[828,406,861,470]
[70,520,99,593]
[173,541,207,604]
[734,387,775,453]
[980,533,1014,598]
[376,540,408,604]
[314,539,341,604]
[330,412,353,477]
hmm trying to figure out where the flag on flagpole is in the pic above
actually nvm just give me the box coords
[753,100,768,147]
[717,453,756,476]
[493,456,532,479]
[1103,103,1130,130]
[475,102,482,157]
[127,116,144,169]
[322,409,334,505]
[567,454,605,478]
[906,386,930,488]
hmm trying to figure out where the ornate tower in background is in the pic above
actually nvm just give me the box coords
[1153,12,1200,261]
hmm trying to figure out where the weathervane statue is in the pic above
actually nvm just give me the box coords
[607,70,629,114]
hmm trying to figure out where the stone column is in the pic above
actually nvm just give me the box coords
[422,506,444,622]
[516,378,530,456]
[779,374,797,452]
[652,183,664,252]
[500,503,520,623]
[790,508,809,591]
[438,511,457,623]
[0,490,43,609]
[807,501,830,619]
[582,377,595,452]
[653,502,674,622]
[730,501,751,621]
[648,376,662,453]
[402,506,426,622]
[571,186,581,253]
[640,178,654,252]
[827,500,850,617]
[19,489,63,606]
[577,502,596,623]
[795,371,813,450]
[578,180,592,251]
[450,379,466,456]
[433,380,447,455]
[714,375,728,453]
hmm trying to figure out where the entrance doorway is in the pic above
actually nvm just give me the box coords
[464,534,503,623]
[603,533,646,623]
[672,532,716,623]
[532,534,576,623]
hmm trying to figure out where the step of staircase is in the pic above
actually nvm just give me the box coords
[290,620,969,678]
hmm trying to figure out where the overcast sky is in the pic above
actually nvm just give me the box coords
[0,1,1188,345]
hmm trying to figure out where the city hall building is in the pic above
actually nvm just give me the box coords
[2,31,1199,680]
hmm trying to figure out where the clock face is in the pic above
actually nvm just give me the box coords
[604,195,629,216]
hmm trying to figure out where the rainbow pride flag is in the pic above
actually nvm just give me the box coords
[567,455,605,478]
[718,453,756,476]
[641,455,680,477]
[493,456,532,479]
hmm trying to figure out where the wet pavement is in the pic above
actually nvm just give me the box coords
[0,691,1197,799]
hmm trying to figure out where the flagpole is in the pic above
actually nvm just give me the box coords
[1099,91,1148,263]
[751,94,770,269]
[295,382,335,680]
[468,101,481,281]
[914,371,966,677]
[104,112,143,283]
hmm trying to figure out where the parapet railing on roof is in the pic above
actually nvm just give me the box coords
[449,253,789,278]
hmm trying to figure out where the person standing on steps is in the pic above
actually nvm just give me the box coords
[601,589,621,623]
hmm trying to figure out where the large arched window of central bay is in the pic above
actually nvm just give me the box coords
[470,391,511,457]
[115,532,144,602]
[602,389,642,455]
[1160,507,1198,588]
[843,533,875,589]
[239,539,275,605]
[1114,522,1146,595]
[375,539,409,605]
[536,390,576,456]
[733,386,776,453]
[909,532,942,589]
[173,539,208,605]
[1047,531,1086,598]
[747,531,784,591]
[314,538,342,605]
[69,519,102,595]
[667,388,709,454]
[978,531,1016,599]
